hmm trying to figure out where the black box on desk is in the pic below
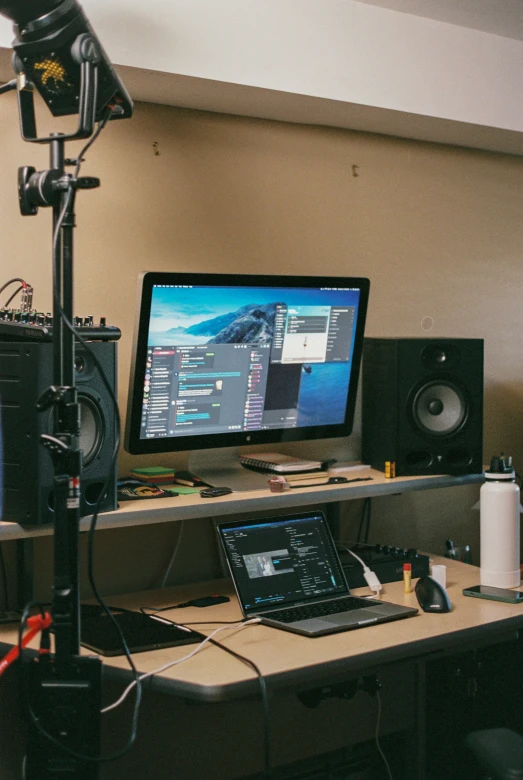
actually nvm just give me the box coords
[340,544,430,589]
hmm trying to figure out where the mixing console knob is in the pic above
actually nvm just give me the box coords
[75,316,82,326]
[100,316,106,327]
[14,310,21,321]
[37,314,45,325]
[45,313,53,325]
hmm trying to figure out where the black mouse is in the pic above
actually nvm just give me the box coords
[415,576,451,613]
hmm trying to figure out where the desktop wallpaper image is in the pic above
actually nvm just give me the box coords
[147,285,360,427]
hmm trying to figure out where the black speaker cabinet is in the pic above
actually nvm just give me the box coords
[1,341,118,525]
[362,338,483,476]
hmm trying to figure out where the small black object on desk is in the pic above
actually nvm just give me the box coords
[200,487,234,497]
[415,576,451,613]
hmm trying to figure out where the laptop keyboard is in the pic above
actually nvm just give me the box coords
[264,596,380,623]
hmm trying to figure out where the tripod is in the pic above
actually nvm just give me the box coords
[4,62,107,780]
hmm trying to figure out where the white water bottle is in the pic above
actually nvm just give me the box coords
[480,455,521,588]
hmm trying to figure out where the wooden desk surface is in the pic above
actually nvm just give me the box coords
[2,557,521,703]
[0,468,482,540]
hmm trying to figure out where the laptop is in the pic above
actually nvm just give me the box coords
[217,510,418,637]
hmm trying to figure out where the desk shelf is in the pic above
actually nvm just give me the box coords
[0,468,482,541]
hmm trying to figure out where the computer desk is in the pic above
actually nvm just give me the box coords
[1,555,522,779]
[2,466,482,617]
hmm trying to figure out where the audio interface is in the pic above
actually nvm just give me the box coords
[339,543,430,589]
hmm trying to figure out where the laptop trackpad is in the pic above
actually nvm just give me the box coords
[324,608,388,625]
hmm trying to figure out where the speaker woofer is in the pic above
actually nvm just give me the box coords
[411,381,467,436]
[79,394,104,465]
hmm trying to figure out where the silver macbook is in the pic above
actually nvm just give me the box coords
[217,510,418,637]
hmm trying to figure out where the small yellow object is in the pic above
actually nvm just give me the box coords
[403,563,412,594]
[384,461,396,478]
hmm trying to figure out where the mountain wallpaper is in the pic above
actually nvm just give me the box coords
[152,302,281,346]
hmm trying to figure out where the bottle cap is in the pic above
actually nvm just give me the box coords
[485,455,515,480]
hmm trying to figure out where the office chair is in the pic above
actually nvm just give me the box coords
[466,728,523,779]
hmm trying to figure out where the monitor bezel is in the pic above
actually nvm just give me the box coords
[124,271,370,455]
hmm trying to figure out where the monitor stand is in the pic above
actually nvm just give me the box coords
[188,447,271,492]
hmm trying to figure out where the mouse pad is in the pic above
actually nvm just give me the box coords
[80,610,205,656]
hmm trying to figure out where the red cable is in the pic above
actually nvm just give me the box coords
[0,613,52,677]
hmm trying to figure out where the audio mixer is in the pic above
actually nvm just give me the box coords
[0,309,120,341]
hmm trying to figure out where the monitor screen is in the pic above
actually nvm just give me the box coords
[124,272,370,456]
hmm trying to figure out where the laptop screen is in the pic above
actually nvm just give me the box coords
[218,511,349,612]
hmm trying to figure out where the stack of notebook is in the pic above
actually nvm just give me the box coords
[129,466,176,484]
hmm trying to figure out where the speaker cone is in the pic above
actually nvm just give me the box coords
[412,381,467,436]
[79,394,104,465]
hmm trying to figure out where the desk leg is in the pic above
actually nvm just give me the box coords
[414,660,427,780]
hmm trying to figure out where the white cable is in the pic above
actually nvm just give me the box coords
[161,521,184,588]
[342,547,383,598]
[101,619,261,714]
[375,690,394,780]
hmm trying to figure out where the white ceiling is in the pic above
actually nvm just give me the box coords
[356,0,523,41]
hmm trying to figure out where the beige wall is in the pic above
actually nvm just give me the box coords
[1,95,523,595]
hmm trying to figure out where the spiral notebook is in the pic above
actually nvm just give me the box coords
[239,452,323,473]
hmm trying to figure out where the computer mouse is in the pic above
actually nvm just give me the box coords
[415,575,451,613]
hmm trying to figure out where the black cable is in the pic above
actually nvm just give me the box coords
[0,78,17,95]
[139,606,245,627]
[364,498,372,544]
[4,285,24,307]
[356,498,370,543]
[0,543,8,610]
[18,600,49,705]
[134,608,271,776]
[0,277,26,296]
[207,636,272,779]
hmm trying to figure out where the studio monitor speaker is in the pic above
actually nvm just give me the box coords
[1,340,117,525]
[362,338,483,476]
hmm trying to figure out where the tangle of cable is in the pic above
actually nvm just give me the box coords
[102,619,261,714]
